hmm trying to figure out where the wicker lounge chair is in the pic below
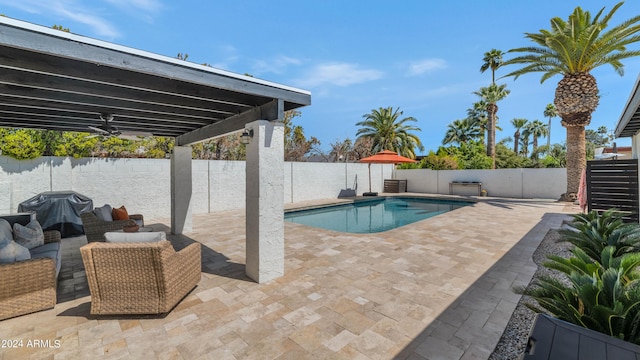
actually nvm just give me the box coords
[0,226,61,321]
[80,240,201,315]
[80,211,144,242]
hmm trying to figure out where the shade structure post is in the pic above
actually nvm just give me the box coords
[245,119,285,283]
[171,146,192,234]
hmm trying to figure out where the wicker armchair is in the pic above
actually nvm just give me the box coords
[80,240,201,315]
[80,211,144,242]
[0,230,61,320]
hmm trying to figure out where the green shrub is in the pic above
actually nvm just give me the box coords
[420,152,458,170]
[519,210,640,344]
[521,246,640,344]
[560,210,640,263]
[0,129,44,160]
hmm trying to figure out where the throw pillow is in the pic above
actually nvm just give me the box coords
[13,219,45,250]
[0,219,13,248]
[112,206,129,221]
[0,240,30,263]
[94,204,113,222]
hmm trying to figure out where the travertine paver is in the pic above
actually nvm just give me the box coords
[0,195,576,359]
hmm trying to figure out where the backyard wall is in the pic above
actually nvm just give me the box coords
[395,168,567,199]
[0,156,567,221]
[0,156,390,221]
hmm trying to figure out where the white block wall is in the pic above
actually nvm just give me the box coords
[0,156,567,221]
[395,168,567,199]
[0,156,390,221]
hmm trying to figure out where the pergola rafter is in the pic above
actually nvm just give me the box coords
[0,17,310,144]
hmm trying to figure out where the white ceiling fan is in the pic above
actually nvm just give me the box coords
[86,113,153,140]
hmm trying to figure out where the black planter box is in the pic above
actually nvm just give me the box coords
[523,314,640,360]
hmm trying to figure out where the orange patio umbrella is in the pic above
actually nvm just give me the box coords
[359,150,417,196]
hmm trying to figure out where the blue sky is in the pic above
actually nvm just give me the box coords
[1,0,638,153]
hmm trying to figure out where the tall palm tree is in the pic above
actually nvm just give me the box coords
[543,103,558,148]
[519,131,531,157]
[526,120,549,157]
[466,101,489,144]
[480,49,504,85]
[511,118,528,154]
[503,2,640,200]
[356,106,424,159]
[474,84,510,169]
[443,118,482,145]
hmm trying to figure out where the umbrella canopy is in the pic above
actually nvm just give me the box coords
[359,150,417,195]
[359,150,417,164]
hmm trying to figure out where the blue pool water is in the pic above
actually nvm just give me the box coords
[285,197,472,234]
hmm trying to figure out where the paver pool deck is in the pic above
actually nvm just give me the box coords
[0,195,578,359]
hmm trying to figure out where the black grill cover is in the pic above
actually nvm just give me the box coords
[18,191,93,238]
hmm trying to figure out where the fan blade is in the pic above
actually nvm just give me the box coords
[118,131,153,140]
[122,130,153,137]
[88,125,109,134]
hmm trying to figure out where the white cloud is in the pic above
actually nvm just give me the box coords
[208,45,240,71]
[407,58,447,76]
[0,0,123,38]
[252,55,302,75]
[54,5,121,38]
[296,62,383,88]
[104,0,163,13]
[0,0,165,38]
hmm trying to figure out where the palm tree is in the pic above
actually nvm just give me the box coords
[543,103,558,148]
[466,101,488,144]
[474,84,510,168]
[519,131,531,157]
[511,118,528,154]
[356,106,424,158]
[443,118,482,145]
[526,120,549,154]
[503,2,640,200]
[480,49,504,85]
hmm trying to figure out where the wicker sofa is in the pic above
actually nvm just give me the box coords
[0,214,62,321]
[80,240,201,315]
[80,211,144,243]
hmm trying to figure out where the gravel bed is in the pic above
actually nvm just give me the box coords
[488,228,573,360]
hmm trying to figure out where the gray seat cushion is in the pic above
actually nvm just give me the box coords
[29,242,61,255]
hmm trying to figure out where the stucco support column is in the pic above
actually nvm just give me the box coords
[245,120,284,283]
[171,146,192,234]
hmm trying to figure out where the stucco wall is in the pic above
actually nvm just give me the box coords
[0,156,390,220]
[0,156,566,221]
[395,168,567,199]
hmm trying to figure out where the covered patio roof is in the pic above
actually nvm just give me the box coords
[0,17,311,145]
[615,74,640,138]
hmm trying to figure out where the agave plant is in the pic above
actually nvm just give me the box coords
[560,210,640,262]
[520,246,640,343]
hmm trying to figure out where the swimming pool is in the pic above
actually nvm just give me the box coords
[285,197,472,233]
